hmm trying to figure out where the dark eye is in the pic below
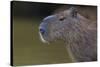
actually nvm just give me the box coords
[59,16,65,21]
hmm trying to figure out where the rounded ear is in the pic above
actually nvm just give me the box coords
[69,7,77,18]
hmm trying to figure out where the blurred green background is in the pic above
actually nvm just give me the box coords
[12,1,72,66]
[13,18,72,66]
[12,1,97,66]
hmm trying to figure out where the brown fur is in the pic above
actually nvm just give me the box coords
[39,7,97,62]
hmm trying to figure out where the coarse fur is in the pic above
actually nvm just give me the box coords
[39,7,97,62]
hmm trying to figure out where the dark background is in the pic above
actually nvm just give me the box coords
[12,1,67,18]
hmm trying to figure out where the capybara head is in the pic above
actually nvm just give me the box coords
[39,7,97,61]
[39,7,79,43]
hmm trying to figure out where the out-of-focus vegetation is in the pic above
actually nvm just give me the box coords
[13,18,71,66]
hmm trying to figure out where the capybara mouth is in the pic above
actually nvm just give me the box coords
[39,32,49,43]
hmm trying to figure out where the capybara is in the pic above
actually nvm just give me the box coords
[39,7,97,62]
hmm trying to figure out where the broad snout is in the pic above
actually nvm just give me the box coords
[39,27,49,43]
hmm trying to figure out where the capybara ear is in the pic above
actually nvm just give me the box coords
[69,7,77,18]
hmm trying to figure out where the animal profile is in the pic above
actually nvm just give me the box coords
[39,7,97,62]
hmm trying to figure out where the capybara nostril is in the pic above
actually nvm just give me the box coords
[40,28,45,34]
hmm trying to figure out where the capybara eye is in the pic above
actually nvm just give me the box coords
[59,16,65,21]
